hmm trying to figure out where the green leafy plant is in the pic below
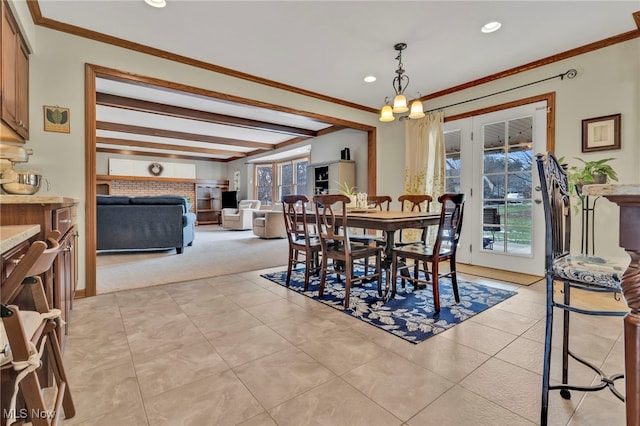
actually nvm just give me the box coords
[336,181,357,196]
[567,157,618,194]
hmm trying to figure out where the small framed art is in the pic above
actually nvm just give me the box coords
[44,105,70,133]
[581,113,621,153]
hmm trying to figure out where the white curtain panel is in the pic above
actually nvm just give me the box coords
[404,111,446,242]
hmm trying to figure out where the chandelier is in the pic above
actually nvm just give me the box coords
[379,43,425,122]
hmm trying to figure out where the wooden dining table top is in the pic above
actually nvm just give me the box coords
[342,210,440,231]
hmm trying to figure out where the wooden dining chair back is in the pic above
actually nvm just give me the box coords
[367,195,392,211]
[398,194,432,212]
[397,194,433,245]
[349,195,392,244]
[313,194,383,308]
[282,195,322,291]
[391,193,466,313]
[535,152,626,425]
[1,233,75,426]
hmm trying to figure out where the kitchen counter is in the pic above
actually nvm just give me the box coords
[0,224,40,253]
[0,194,80,204]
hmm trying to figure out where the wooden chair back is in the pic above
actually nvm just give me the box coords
[397,194,433,244]
[312,194,352,255]
[367,195,392,211]
[398,194,432,212]
[282,195,314,247]
[432,193,466,256]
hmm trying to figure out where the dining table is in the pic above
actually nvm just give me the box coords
[582,183,640,425]
[340,209,441,299]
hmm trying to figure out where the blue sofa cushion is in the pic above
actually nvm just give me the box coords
[96,195,131,205]
[130,195,189,213]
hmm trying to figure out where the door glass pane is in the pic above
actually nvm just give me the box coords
[444,130,461,192]
[482,202,503,251]
[482,117,533,255]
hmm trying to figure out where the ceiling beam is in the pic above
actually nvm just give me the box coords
[96,93,319,137]
[96,136,245,157]
[97,147,224,162]
[96,121,274,150]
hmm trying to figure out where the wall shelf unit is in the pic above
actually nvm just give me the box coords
[195,180,229,225]
[307,160,355,195]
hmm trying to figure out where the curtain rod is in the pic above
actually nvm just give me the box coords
[419,68,577,115]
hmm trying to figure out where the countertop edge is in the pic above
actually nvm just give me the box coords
[1,224,41,254]
[0,194,80,204]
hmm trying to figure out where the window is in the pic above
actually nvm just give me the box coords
[444,130,461,192]
[255,164,273,205]
[255,156,309,205]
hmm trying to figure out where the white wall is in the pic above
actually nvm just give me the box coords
[391,39,640,262]
[96,152,226,180]
[10,0,639,285]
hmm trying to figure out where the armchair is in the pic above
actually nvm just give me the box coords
[253,202,286,239]
[221,200,261,230]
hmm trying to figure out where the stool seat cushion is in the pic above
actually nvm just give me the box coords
[0,310,44,366]
[551,255,626,291]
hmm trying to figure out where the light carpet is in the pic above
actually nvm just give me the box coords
[96,225,288,293]
[261,268,517,344]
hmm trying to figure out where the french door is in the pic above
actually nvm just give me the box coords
[444,101,547,276]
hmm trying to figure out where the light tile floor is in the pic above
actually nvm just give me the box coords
[60,268,627,425]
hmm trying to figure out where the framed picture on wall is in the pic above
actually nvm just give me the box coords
[581,113,621,152]
[43,105,70,133]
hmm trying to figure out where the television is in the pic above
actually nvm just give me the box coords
[221,190,238,209]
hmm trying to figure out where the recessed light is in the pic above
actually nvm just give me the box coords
[145,0,166,8]
[481,21,501,33]
[364,75,376,83]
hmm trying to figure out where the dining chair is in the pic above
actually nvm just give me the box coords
[390,193,465,313]
[535,152,626,426]
[348,195,393,280]
[313,194,383,308]
[349,195,392,249]
[397,194,433,246]
[1,232,75,426]
[282,195,322,291]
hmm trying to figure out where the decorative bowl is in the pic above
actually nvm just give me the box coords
[1,172,42,195]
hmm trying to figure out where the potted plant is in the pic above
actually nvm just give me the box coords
[336,181,357,207]
[567,157,619,195]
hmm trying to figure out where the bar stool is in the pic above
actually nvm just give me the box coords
[1,232,75,426]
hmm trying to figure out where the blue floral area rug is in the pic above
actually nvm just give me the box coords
[261,268,517,344]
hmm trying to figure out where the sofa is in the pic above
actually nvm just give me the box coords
[97,194,196,254]
[221,200,261,230]
[252,202,286,239]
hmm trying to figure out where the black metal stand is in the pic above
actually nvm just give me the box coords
[576,187,600,256]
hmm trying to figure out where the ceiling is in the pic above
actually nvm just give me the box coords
[29,1,640,163]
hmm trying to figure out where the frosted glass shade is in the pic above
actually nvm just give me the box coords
[379,105,395,122]
[392,94,408,113]
[408,100,425,119]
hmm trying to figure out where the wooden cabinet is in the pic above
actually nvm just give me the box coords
[54,225,77,342]
[195,180,228,225]
[308,160,355,195]
[0,197,79,348]
[1,1,30,141]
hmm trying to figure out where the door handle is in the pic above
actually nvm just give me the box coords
[534,199,542,204]
[535,186,541,192]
